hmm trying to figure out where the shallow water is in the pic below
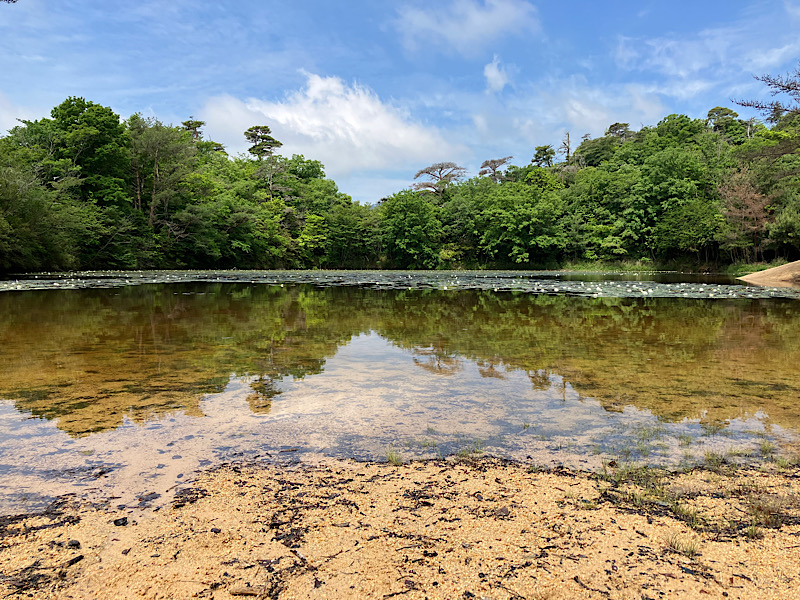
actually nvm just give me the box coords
[0,273,798,513]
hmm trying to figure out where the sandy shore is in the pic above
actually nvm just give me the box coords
[2,456,799,599]
[738,260,800,288]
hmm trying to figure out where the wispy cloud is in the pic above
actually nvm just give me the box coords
[202,73,466,177]
[484,55,510,93]
[395,0,539,56]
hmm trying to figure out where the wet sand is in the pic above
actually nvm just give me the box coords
[2,456,799,599]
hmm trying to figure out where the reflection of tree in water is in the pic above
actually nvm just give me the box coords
[247,377,281,414]
[0,284,361,436]
[477,360,505,379]
[527,369,553,391]
[412,348,462,376]
[2,284,800,436]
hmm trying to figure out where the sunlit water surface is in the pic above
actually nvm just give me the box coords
[1,271,798,514]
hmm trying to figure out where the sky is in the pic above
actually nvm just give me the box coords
[1,0,799,203]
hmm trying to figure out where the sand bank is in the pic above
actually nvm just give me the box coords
[738,260,800,288]
[2,457,799,599]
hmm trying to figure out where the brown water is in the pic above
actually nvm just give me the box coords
[1,281,798,513]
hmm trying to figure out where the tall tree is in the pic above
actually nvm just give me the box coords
[48,97,131,207]
[718,167,772,262]
[412,162,466,201]
[128,116,195,227]
[605,122,634,141]
[244,125,282,160]
[380,190,442,268]
[181,117,205,141]
[559,132,571,162]
[478,156,512,183]
[531,145,555,167]
[245,125,284,200]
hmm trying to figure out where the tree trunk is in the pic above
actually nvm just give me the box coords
[149,148,159,227]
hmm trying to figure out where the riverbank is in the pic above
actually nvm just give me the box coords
[2,456,799,599]
[737,260,800,288]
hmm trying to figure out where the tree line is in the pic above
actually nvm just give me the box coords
[1,66,799,273]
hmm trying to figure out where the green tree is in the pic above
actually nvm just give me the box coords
[573,136,620,167]
[380,190,442,268]
[477,182,566,265]
[532,144,555,167]
[49,97,131,207]
[244,125,282,160]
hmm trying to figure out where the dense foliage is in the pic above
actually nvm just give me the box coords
[1,70,799,272]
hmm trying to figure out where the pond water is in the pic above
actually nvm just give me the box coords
[1,271,799,514]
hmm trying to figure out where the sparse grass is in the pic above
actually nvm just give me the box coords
[701,421,727,437]
[665,533,699,557]
[453,439,485,464]
[521,422,530,430]
[744,523,763,539]
[747,494,784,528]
[635,441,652,457]
[704,452,727,472]
[419,438,437,449]
[760,440,776,459]
[677,433,693,447]
[621,489,647,507]
[635,424,666,442]
[425,425,438,435]
[726,447,751,458]
[385,449,404,466]
[670,502,703,529]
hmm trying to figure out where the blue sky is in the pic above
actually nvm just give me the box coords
[1,0,799,203]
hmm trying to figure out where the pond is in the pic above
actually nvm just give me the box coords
[1,270,799,514]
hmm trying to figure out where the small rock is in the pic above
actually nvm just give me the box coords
[113,517,128,527]
[67,539,81,549]
[211,527,221,534]
[121,548,131,556]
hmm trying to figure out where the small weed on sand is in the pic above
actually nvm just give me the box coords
[385,449,404,466]
[665,533,699,557]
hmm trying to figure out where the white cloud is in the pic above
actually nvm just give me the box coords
[488,76,667,150]
[616,13,800,85]
[395,0,539,56]
[743,41,800,71]
[616,30,733,79]
[201,73,466,201]
[484,55,509,93]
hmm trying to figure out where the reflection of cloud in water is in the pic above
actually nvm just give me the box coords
[1,333,793,515]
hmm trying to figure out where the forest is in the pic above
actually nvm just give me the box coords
[1,70,799,273]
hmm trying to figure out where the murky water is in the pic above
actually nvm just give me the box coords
[1,272,799,514]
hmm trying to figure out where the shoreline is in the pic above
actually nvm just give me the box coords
[2,456,799,599]
[737,260,800,288]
